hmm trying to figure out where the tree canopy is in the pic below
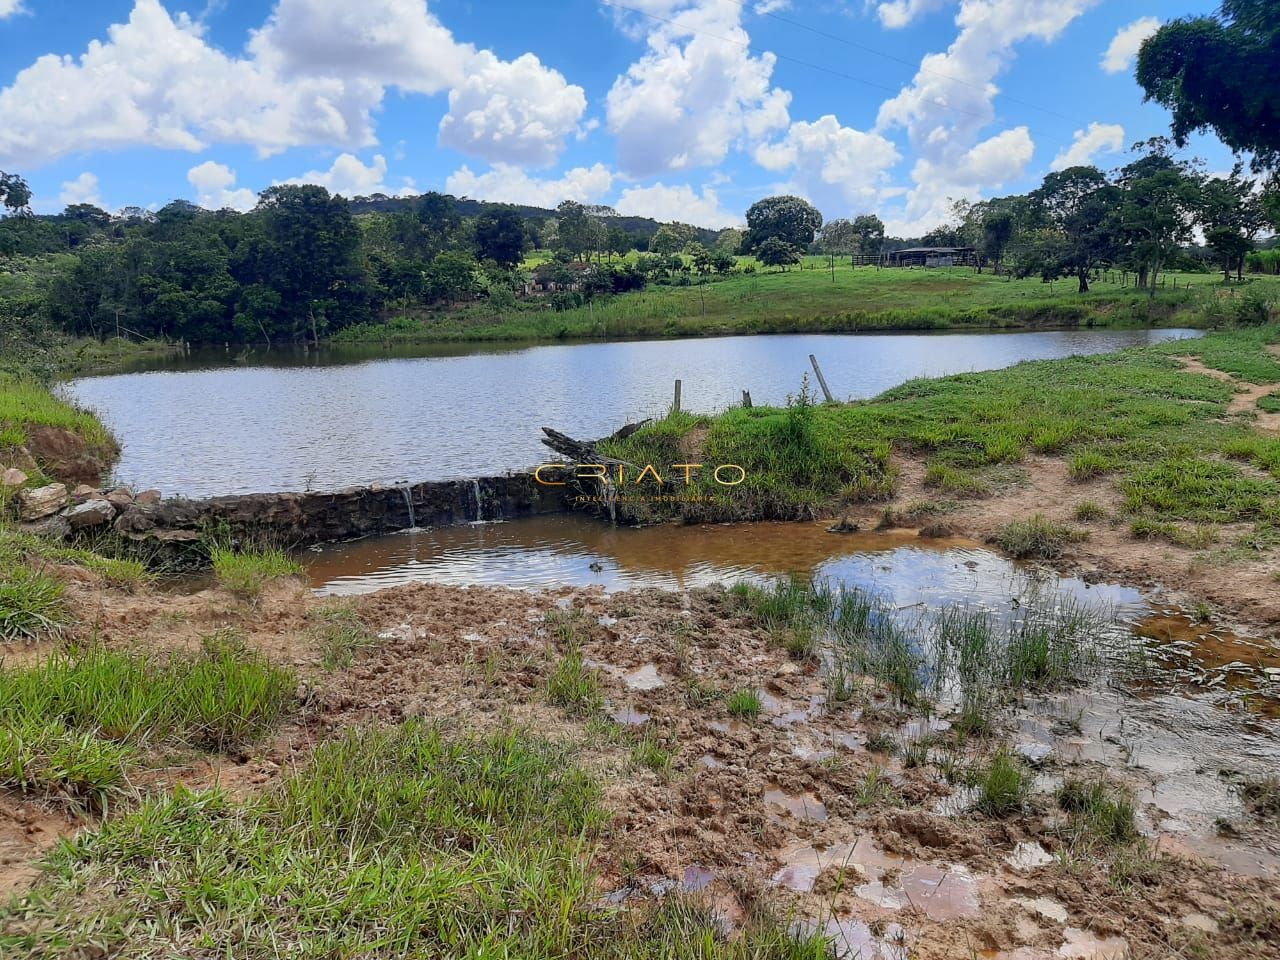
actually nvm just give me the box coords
[1137,0,1280,171]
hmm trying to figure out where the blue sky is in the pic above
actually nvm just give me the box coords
[0,0,1236,234]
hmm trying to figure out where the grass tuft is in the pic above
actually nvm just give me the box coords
[726,688,762,719]
[546,649,604,717]
[991,514,1085,560]
[0,642,293,802]
[211,545,303,599]
[0,566,67,641]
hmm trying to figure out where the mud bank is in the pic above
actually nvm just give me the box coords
[6,574,1276,958]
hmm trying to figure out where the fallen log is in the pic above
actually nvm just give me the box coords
[539,419,651,465]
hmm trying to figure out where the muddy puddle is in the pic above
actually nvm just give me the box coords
[306,515,1279,716]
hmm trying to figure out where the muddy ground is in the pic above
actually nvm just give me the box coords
[3,569,1278,959]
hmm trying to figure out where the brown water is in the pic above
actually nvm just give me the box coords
[307,515,1280,718]
[65,328,1199,497]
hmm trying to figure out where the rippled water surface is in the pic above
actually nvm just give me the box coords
[66,328,1199,496]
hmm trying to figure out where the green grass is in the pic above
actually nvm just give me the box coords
[0,374,116,453]
[593,330,1280,534]
[1058,777,1140,846]
[1129,517,1219,548]
[972,748,1030,816]
[1068,448,1116,480]
[1074,499,1108,521]
[0,566,67,641]
[730,574,834,659]
[546,649,604,717]
[1259,390,1280,414]
[1,722,830,959]
[333,263,1248,345]
[726,688,762,718]
[991,515,1086,560]
[923,462,991,497]
[0,640,294,802]
[310,602,377,670]
[630,731,674,776]
[210,545,304,599]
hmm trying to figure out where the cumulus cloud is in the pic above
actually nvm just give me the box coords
[1101,17,1160,75]
[874,0,952,29]
[0,0,587,170]
[278,153,416,197]
[187,161,258,211]
[615,182,739,229]
[1050,122,1125,171]
[875,0,1097,233]
[604,0,790,178]
[754,114,901,216]
[438,52,587,166]
[445,163,614,208]
[0,1,29,19]
[58,172,102,208]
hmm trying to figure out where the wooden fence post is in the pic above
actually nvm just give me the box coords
[673,379,682,414]
[809,355,835,403]
[742,390,752,408]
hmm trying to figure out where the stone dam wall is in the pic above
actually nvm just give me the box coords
[15,473,571,549]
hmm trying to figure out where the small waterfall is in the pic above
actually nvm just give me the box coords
[470,478,484,522]
[602,475,617,524]
[400,484,417,531]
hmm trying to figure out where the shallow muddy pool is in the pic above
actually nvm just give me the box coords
[307,516,1280,720]
[66,328,1199,496]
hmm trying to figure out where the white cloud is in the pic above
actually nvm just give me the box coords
[187,161,258,211]
[1101,17,1160,75]
[278,153,416,197]
[1050,121,1125,171]
[445,163,614,208]
[754,114,901,216]
[0,1,28,19]
[438,52,587,166]
[753,0,791,13]
[883,127,1034,234]
[875,0,1097,234]
[0,0,586,170]
[604,0,791,178]
[58,172,102,208]
[875,0,952,29]
[615,182,739,229]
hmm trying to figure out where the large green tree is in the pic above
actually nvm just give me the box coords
[474,206,527,268]
[1137,0,1280,171]
[742,196,823,253]
[1030,166,1122,293]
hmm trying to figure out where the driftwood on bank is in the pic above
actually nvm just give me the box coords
[539,420,651,466]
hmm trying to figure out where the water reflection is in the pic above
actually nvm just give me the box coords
[309,516,1145,617]
[66,328,1200,496]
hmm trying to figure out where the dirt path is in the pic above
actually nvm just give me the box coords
[1174,355,1280,434]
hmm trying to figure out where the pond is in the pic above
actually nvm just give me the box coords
[66,328,1199,497]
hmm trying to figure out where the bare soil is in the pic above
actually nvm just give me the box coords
[3,573,1277,958]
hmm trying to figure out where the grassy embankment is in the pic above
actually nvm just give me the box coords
[335,261,1280,343]
[601,327,1280,559]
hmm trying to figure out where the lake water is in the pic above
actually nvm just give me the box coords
[66,329,1199,497]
